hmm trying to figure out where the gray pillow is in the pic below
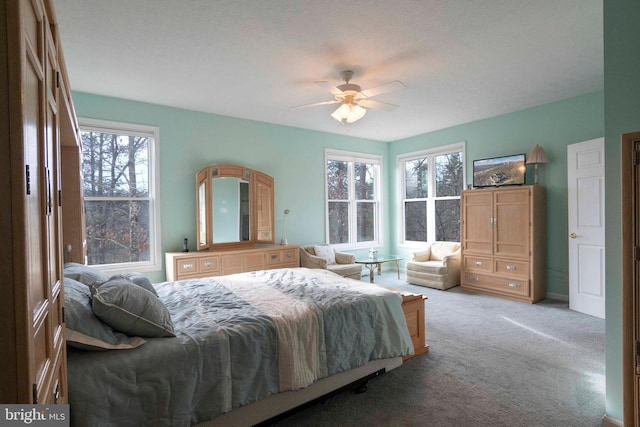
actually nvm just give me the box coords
[63,262,110,287]
[92,277,175,338]
[64,277,145,351]
[110,272,157,296]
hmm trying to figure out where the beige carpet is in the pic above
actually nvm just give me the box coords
[268,271,605,427]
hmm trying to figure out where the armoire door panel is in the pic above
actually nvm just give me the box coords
[51,280,64,349]
[462,191,493,254]
[493,191,530,258]
[32,311,52,401]
[22,0,44,63]
[37,343,64,405]
[24,15,48,355]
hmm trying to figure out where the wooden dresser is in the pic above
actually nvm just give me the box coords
[460,185,546,303]
[165,245,299,281]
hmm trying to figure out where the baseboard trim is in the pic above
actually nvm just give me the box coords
[545,292,569,302]
[601,414,623,427]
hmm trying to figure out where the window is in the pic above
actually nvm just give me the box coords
[79,118,161,272]
[399,143,465,245]
[326,150,381,246]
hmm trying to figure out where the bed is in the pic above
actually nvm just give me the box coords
[64,266,415,426]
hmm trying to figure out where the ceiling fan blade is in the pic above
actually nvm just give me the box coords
[315,81,344,96]
[358,99,398,112]
[290,99,341,110]
[360,80,405,98]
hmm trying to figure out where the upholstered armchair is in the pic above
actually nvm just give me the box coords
[299,245,363,280]
[405,241,462,290]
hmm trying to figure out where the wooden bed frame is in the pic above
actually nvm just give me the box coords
[199,357,403,426]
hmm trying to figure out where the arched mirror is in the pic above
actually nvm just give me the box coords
[196,165,274,251]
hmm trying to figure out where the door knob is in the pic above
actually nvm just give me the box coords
[569,232,577,239]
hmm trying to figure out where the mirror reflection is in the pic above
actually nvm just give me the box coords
[212,178,250,243]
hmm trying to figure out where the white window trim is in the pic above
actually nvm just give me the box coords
[78,117,162,274]
[325,149,383,250]
[397,142,466,248]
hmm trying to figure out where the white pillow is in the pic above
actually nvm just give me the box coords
[313,245,336,265]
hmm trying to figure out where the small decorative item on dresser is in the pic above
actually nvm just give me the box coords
[280,209,290,245]
[369,247,378,259]
[182,238,189,252]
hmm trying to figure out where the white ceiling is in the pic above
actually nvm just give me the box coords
[52,0,603,142]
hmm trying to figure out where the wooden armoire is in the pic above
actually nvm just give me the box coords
[1,0,82,404]
[460,185,546,303]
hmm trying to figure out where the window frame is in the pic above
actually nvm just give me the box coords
[325,149,383,249]
[78,117,162,274]
[397,142,466,248]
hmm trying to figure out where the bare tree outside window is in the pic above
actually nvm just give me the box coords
[327,160,349,244]
[355,163,375,242]
[435,152,463,241]
[402,148,464,243]
[326,153,380,245]
[404,158,428,240]
[81,129,152,266]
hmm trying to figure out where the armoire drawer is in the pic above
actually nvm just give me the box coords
[494,259,529,279]
[463,256,493,273]
[463,272,530,298]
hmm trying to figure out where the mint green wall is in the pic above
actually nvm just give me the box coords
[603,0,640,421]
[71,92,392,283]
[388,91,604,297]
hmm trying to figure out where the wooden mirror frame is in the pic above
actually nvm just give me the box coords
[196,165,274,251]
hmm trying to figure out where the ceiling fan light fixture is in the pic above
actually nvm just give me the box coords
[330,103,350,123]
[347,104,366,123]
[331,103,367,124]
[292,69,402,123]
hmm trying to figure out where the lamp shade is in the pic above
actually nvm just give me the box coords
[526,145,549,165]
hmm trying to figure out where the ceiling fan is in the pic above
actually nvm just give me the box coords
[292,70,404,124]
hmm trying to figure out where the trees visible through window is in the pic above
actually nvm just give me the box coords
[326,150,380,246]
[400,144,464,244]
[79,119,160,270]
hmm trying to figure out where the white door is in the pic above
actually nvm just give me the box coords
[567,138,605,318]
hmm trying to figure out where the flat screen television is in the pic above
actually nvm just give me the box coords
[472,153,526,188]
